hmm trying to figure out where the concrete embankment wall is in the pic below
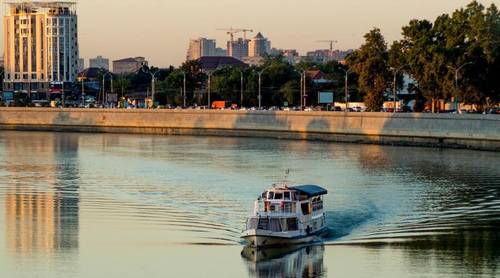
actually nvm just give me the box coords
[0,108,499,151]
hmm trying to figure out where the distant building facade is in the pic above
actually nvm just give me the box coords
[227,38,249,61]
[89,56,109,70]
[242,56,265,66]
[77,58,85,72]
[274,49,301,65]
[3,1,79,94]
[215,47,227,57]
[186,38,217,61]
[306,49,353,63]
[248,32,271,57]
[112,57,147,74]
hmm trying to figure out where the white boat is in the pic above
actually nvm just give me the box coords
[241,184,328,248]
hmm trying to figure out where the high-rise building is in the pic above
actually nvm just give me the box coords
[89,56,109,70]
[3,1,79,94]
[248,32,271,57]
[112,57,147,74]
[77,58,84,72]
[227,38,249,61]
[215,47,227,57]
[186,38,217,61]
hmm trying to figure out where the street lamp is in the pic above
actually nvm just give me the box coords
[390,64,411,113]
[448,62,473,111]
[102,71,113,106]
[237,69,244,108]
[292,68,306,109]
[257,66,272,110]
[80,71,87,106]
[206,70,214,109]
[339,67,353,112]
[182,71,187,107]
[141,67,162,108]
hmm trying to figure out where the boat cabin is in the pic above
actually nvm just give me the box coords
[256,184,327,215]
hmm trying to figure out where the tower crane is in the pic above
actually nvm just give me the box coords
[217,28,254,42]
[317,40,338,51]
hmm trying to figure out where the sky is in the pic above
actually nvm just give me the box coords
[0,0,498,67]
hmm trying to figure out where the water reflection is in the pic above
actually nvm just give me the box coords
[3,132,80,254]
[241,245,325,278]
[0,131,498,277]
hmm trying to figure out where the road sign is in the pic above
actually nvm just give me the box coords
[319,92,334,104]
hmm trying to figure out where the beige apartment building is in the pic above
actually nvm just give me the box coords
[3,1,79,95]
[248,32,271,57]
[112,57,147,74]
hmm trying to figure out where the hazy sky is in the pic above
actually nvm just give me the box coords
[1,0,498,67]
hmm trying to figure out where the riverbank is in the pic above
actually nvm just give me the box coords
[0,107,499,151]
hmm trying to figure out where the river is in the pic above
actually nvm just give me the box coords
[0,131,498,277]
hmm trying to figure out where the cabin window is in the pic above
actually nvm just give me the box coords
[274,193,283,200]
[287,218,298,231]
[268,192,274,199]
[301,202,311,215]
[258,218,269,230]
[269,218,282,232]
[284,192,291,200]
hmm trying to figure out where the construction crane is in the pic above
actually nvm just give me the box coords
[217,28,254,42]
[317,40,338,51]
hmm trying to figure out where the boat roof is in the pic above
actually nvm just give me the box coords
[289,185,328,197]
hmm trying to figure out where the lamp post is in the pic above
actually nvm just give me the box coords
[182,71,187,107]
[207,71,213,109]
[238,69,244,108]
[257,66,271,110]
[339,67,353,112]
[81,75,85,106]
[293,68,306,109]
[448,62,473,111]
[102,71,113,106]
[390,64,411,113]
[142,68,162,108]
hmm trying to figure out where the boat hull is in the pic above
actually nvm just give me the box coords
[242,228,327,248]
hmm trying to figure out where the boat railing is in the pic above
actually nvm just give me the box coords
[253,200,297,215]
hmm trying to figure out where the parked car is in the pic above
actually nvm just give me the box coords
[485,108,499,114]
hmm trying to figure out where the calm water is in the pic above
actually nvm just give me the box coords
[0,131,499,277]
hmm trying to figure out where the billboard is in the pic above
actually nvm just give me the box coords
[319,92,334,104]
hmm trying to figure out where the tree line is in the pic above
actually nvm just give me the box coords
[108,1,498,111]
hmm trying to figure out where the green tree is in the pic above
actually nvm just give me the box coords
[398,1,500,111]
[347,28,391,111]
[113,76,131,98]
[279,80,299,105]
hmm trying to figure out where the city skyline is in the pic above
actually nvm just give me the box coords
[0,0,497,67]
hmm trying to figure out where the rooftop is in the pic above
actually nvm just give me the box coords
[197,56,248,70]
[290,185,328,197]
